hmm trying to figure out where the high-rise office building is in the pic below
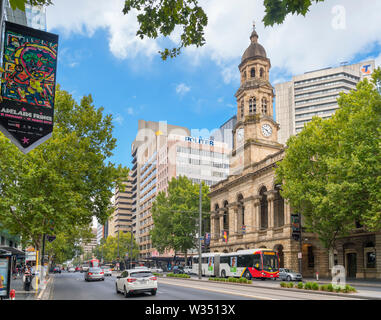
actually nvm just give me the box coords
[108,177,133,238]
[210,115,237,150]
[131,120,230,260]
[275,60,375,145]
[1,1,46,29]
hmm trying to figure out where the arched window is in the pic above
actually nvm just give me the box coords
[240,100,244,119]
[249,97,256,114]
[260,187,268,229]
[250,68,255,78]
[274,185,285,227]
[237,194,244,231]
[223,201,229,231]
[261,98,268,114]
[214,204,220,238]
[260,68,264,78]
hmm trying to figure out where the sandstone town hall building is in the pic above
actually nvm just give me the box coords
[208,26,381,279]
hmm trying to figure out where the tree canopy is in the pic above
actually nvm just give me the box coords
[0,86,128,251]
[93,232,139,264]
[276,69,381,250]
[150,176,210,260]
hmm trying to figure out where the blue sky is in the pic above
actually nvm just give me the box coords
[47,0,381,170]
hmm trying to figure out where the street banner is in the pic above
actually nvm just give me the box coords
[0,21,59,153]
[223,230,228,243]
[204,233,210,246]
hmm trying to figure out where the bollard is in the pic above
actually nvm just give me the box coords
[316,272,319,281]
[10,289,15,300]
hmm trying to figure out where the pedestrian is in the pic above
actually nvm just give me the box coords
[23,265,32,291]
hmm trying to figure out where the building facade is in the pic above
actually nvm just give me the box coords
[275,60,375,145]
[108,177,133,238]
[131,120,230,260]
[211,115,237,150]
[209,26,381,279]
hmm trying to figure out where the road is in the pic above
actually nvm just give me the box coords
[51,272,252,300]
[50,272,363,300]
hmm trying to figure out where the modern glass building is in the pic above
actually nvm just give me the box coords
[275,60,375,145]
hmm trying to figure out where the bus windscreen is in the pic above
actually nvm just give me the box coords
[262,253,278,272]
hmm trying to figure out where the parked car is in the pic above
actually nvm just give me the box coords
[75,266,80,272]
[84,267,105,281]
[53,267,61,274]
[150,267,163,274]
[115,269,157,297]
[81,265,89,273]
[101,267,112,276]
[279,268,303,281]
[183,266,193,275]
[172,266,185,274]
[68,267,75,273]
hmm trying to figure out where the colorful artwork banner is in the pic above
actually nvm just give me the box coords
[0,21,58,153]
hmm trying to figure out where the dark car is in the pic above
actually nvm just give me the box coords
[53,267,61,274]
[173,266,185,274]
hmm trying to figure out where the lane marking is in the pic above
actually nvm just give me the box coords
[158,279,274,300]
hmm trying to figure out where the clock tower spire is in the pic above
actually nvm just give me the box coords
[231,24,283,173]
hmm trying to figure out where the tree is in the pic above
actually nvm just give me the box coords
[8,0,52,11]
[276,69,381,254]
[95,233,139,264]
[150,176,210,263]
[0,86,129,252]
[45,226,92,265]
[262,0,325,26]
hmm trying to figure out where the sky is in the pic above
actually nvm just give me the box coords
[45,0,381,173]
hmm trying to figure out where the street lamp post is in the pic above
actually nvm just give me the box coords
[117,229,120,270]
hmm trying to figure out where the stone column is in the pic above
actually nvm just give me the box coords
[266,191,276,229]
[254,196,261,232]
[219,211,224,239]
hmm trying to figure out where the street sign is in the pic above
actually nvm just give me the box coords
[298,252,302,259]
[0,252,11,299]
[0,21,59,154]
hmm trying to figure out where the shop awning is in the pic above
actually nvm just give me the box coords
[0,246,25,257]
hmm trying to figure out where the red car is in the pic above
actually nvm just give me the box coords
[75,266,80,272]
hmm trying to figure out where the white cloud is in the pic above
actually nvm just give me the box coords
[176,83,191,96]
[127,107,134,115]
[113,113,124,125]
[47,0,381,82]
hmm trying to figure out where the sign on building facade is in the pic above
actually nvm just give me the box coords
[0,21,58,153]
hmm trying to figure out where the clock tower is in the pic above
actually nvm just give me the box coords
[231,24,283,173]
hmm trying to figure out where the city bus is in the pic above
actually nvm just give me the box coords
[192,249,279,280]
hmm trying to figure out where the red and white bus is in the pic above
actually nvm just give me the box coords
[192,249,279,280]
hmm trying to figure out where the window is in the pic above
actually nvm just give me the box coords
[261,98,267,114]
[250,68,255,78]
[260,187,268,229]
[240,100,244,119]
[260,68,264,78]
[238,254,254,267]
[220,256,229,264]
[253,254,261,269]
[366,252,376,268]
[308,246,314,268]
[193,257,199,264]
[121,271,128,278]
[249,97,256,114]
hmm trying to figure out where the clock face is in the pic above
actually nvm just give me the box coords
[261,124,272,137]
[237,128,244,142]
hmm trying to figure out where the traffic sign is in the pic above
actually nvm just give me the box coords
[46,235,56,243]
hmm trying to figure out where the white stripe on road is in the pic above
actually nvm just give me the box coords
[158,279,274,300]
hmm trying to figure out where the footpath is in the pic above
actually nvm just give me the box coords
[8,274,54,300]
[159,274,381,300]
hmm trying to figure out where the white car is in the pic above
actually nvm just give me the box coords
[183,266,193,275]
[116,269,157,297]
[68,267,75,273]
[150,267,163,273]
[102,267,112,276]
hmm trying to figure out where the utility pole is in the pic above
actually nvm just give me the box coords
[299,212,303,275]
[198,183,202,280]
